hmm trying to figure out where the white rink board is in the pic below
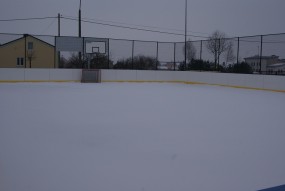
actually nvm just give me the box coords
[0,68,285,91]
[101,70,285,91]
[0,68,82,82]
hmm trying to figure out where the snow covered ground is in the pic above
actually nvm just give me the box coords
[0,82,285,191]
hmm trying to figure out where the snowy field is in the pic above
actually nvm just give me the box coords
[0,82,285,191]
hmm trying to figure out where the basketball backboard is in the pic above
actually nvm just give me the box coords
[84,38,108,55]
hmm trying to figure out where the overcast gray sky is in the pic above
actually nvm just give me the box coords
[1,0,285,41]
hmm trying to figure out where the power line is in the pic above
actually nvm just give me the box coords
[0,17,57,22]
[0,15,208,38]
[2,16,285,43]
[62,14,210,36]
[40,18,57,35]
[61,16,208,38]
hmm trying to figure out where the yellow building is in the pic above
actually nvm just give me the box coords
[0,34,57,68]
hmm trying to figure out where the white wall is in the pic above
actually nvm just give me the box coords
[0,69,81,82]
[263,75,285,90]
[49,69,82,81]
[101,70,285,91]
[0,68,285,91]
[0,68,25,81]
[24,69,50,81]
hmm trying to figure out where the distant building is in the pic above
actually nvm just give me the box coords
[267,63,285,74]
[0,34,57,68]
[157,64,169,70]
[244,55,280,72]
[158,62,180,70]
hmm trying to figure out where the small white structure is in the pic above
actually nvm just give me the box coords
[244,55,280,72]
[267,63,285,74]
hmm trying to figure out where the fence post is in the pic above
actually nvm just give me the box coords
[218,38,221,67]
[80,37,84,69]
[200,40,202,60]
[54,37,56,68]
[156,41,159,70]
[24,34,27,68]
[214,38,218,69]
[259,35,263,73]
[108,38,110,69]
[184,41,187,70]
[236,37,240,65]
[174,42,176,71]
[132,40,134,70]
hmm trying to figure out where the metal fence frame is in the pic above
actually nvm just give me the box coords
[1,32,285,75]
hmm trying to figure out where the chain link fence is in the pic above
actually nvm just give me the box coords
[1,33,285,75]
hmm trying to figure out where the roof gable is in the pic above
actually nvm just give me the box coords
[0,34,54,48]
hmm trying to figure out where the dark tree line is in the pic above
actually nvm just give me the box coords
[179,59,253,74]
[60,54,158,70]
[59,53,113,69]
[113,55,159,70]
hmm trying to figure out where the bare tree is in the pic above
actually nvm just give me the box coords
[183,39,197,64]
[206,31,228,68]
[224,40,235,65]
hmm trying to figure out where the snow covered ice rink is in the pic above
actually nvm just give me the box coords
[0,82,285,191]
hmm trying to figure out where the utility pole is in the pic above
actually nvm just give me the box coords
[79,0,82,67]
[58,13,61,36]
[57,13,61,68]
[184,0,188,70]
[79,0,82,37]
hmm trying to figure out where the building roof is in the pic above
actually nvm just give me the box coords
[245,55,279,60]
[0,34,54,48]
[267,63,285,68]
[258,184,285,191]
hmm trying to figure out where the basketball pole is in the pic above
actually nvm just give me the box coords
[185,0,188,70]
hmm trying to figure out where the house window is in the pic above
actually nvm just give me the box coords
[17,57,24,66]
[28,42,33,50]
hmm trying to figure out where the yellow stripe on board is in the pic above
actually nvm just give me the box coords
[102,80,285,93]
[0,80,284,93]
[0,80,80,83]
